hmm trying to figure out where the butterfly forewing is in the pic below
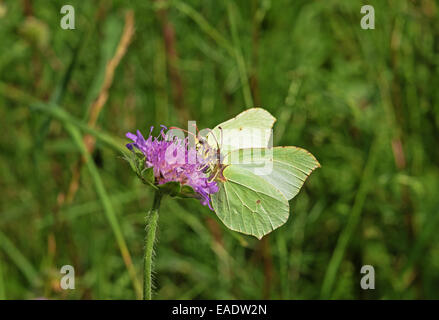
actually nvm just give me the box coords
[206,108,276,154]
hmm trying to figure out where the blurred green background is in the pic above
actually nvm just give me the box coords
[1,0,439,299]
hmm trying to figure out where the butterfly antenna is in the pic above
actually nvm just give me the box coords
[219,126,223,149]
[190,122,200,134]
[169,126,191,135]
[204,127,219,150]
[208,169,220,183]
[169,126,198,139]
[217,126,224,163]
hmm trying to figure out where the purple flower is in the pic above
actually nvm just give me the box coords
[126,126,219,209]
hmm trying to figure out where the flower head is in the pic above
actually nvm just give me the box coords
[126,126,219,209]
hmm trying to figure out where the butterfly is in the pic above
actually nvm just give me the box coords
[203,108,320,239]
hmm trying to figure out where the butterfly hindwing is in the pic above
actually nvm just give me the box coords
[211,165,289,239]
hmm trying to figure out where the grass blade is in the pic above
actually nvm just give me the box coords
[0,231,41,287]
[172,0,234,56]
[320,134,382,299]
[65,123,141,298]
[0,253,6,299]
[31,102,127,155]
[226,1,254,107]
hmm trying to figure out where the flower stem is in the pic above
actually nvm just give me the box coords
[143,191,162,300]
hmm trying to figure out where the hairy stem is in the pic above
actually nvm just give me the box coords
[143,191,163,300]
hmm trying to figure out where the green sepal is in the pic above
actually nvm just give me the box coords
[141,167,155,185]
[158,181,181,197]
[122,151,137,173]
[175,185,197,199]
[122,151,158,190]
